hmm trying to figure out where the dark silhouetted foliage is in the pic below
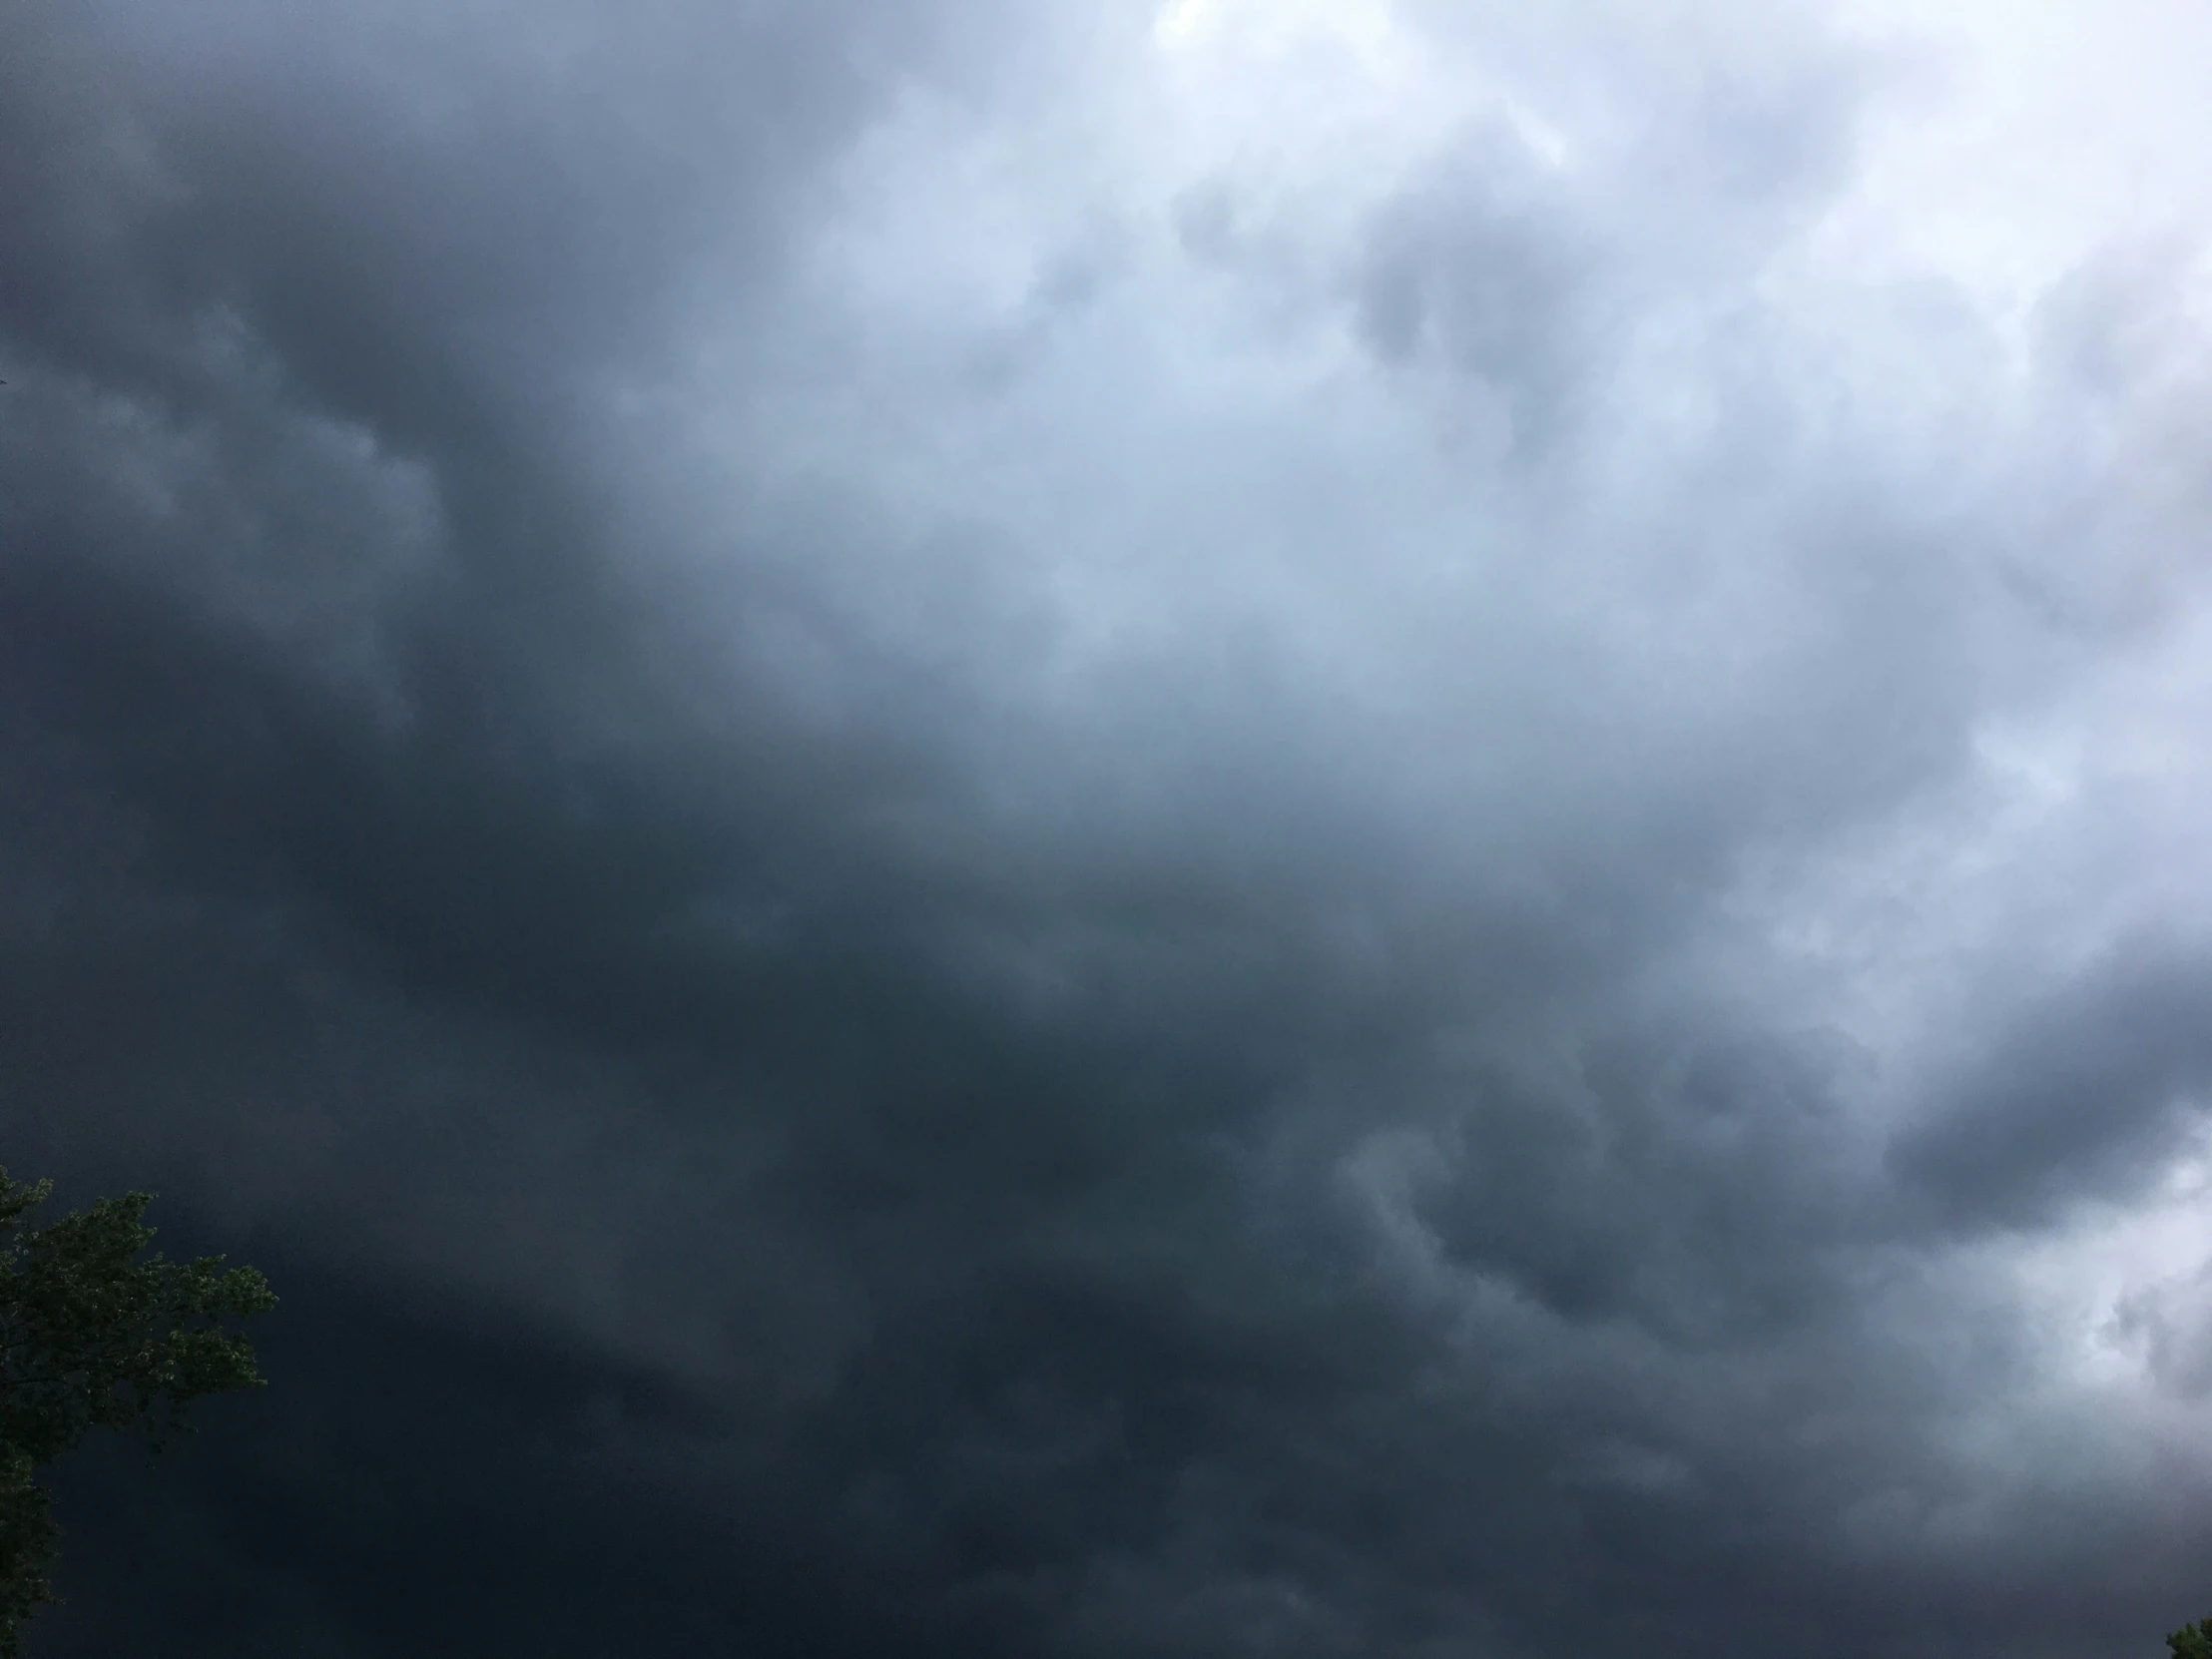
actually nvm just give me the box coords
[0,1166,274,1656]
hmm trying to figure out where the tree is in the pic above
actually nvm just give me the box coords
[2169,1616,2212,1659]
[0,1165,275,1656]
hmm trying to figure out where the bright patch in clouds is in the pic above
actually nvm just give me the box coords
[1152,0,1403,65]
[1826,0,2212,314]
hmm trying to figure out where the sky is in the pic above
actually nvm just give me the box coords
[5,1,2212,1655]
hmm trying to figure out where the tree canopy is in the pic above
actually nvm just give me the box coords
[0,1165,275,1656]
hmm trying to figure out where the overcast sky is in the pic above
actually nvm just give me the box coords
[6,1,2212,1655]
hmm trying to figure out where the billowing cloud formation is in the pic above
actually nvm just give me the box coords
[7,1,2212,1654]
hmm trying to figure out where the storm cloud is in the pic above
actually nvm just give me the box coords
[7,0,2212,1655]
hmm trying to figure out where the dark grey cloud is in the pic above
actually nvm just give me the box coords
[7,1,2212,1656]
[1354,132,1609,455]
[1893,940,2212,1229]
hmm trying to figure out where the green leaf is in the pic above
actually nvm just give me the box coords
[0,1164,275,1653]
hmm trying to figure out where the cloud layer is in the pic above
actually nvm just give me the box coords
[7,1,2212,1654]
